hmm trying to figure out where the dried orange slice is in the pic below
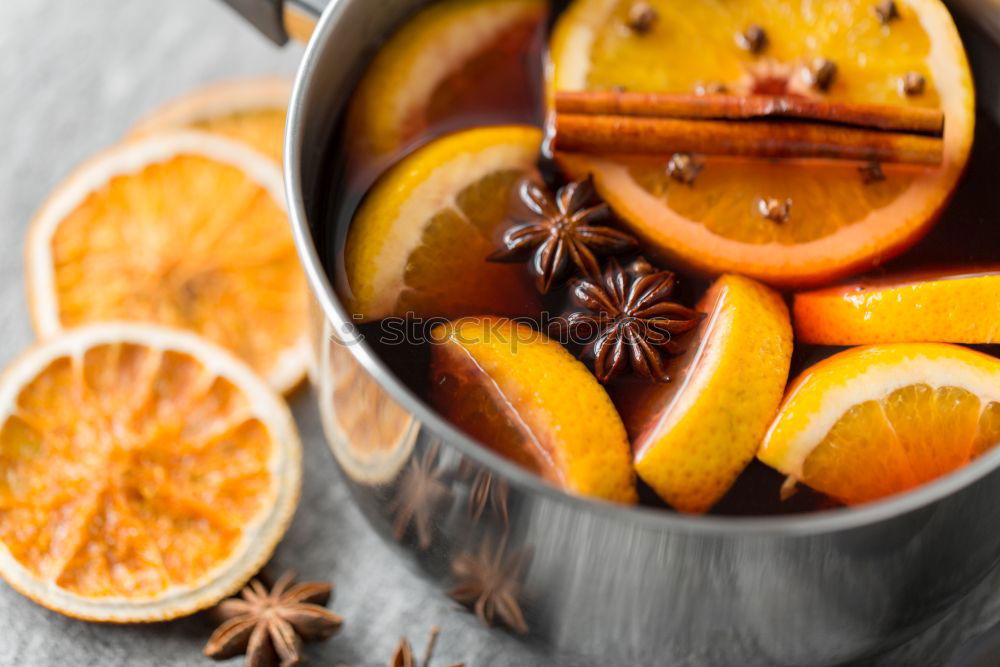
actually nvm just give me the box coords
[759,343,1000,505]
[430,317,637,503]
[343,126,542,321]
[793,268,1000,345]
[0,323,301,621]
[26,131,309,393]
[614,275,792,513]
[552,0,974,286]
[129,78,290,163]
[345,0,546,162]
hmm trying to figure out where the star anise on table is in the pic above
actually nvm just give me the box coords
[204,571,343,667]
[388,442,451,550]
[488,176,638,293]
[562,258,705,383]
[449,535,531,635]
[390,626,464,667]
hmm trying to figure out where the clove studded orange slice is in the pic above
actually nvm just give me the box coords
[793,268,1000,345]
[551,0,974,286]
[430,317,637,503]
[26,131,309,393]
[345,0,546,162]
[614,274,793,513]
[0,323,301,621]
[343,125,543,321]
[759,343,1000,505]
[129,78,291,163]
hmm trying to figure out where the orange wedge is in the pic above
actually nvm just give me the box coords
[430,317,637,503]
[130,78,290,163]
[614,275,792,513]
[343,126,542,321]
[25,131,309,393]
[794,269,1000,345]
[759,343,1000,505]
[0,323,301,621]
[551,0,974,286]
[346,0,545,163]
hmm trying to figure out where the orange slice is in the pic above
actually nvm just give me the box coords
[759,343,1000,504]
[793,268,1000,345]
[26,131,309,393]
[343,126,542,321]
[345,0,546,163]
[129,78,290,163]
[551,0,974,286]
[0,323,301,621]
[614,275,792,513]
[317,322,417,484]
[430,317,637,503]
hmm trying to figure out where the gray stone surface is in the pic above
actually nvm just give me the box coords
[0,1,998,665]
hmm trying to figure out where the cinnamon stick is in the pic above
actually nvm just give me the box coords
[554,114,944,166]
[555,91,945,136]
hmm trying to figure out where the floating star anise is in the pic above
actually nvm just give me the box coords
[388,442,451,550]
[449,535,531,635]
[563,258,704,383]
[204,571,343,667]
[488,176,638,293]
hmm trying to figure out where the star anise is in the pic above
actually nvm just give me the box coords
[488,176,638,293]
[390,627,464,667]
[449,535,531,635]
[204,571,343,667]
[388,441,451,550]
[563,258,704,383]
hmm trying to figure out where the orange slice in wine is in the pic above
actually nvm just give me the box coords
[346,0,546,163]
[343,126,543,321]
[0,323,301,621]
[551,0,974,286]
[793,268,1000,345]
[759,343,1000,504]
[614,274,792,513]
[430,316,637,503]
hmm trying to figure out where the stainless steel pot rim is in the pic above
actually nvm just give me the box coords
[284,0,1000,538]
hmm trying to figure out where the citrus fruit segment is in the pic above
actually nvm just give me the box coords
[346,0,545,161]
[429,317,637,503]
[759,343,1000,505]
[793,269,1000,345]
[551,0,974,286]
[317,324,417,484]
[26,131,309,393]
[130,78,290,163]
[343,126,544,321]
[0,323,301,621]
[614,275,792,513]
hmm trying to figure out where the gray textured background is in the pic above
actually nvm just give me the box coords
[1,1,999,665]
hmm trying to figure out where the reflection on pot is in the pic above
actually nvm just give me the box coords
[318,321,417,484]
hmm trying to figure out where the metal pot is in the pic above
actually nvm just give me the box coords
[223,1,1000,664]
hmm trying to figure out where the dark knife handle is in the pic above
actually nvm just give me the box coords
[217,0,325,44]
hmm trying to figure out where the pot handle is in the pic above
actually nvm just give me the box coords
[218,0,327,44]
